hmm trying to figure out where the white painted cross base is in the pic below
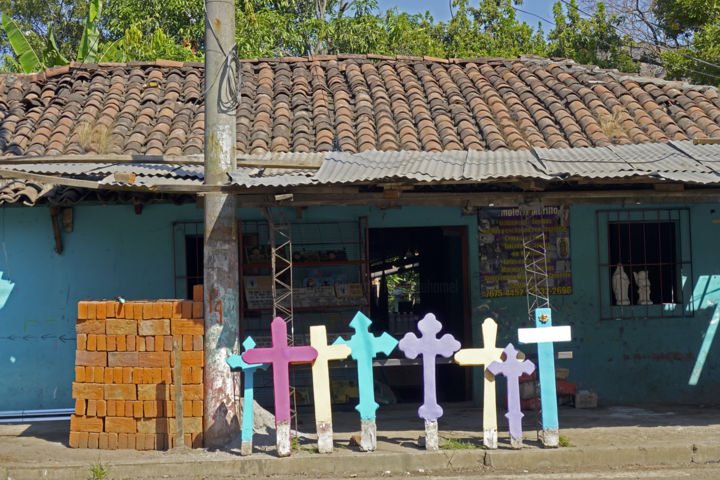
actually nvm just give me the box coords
[424,420,439,451]
[483,428,498,449]
[317,422,333,453]
[240,441,252,456]
[542,427,559,448]
[276,421,291,457]
[360,419,377,452]
[510,435,523,450]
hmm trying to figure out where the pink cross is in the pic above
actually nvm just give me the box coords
[242,317,318,424]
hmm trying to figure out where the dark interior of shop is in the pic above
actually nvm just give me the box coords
[369,226,470,403]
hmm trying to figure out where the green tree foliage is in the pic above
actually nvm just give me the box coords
[103,0,204,50]
[98,24,201,63]
[232,0,546,59]
[1,13,44,73]
[653,0,720,84]
[1,0,644,75]
[547,0,636,72]
[443,0,545,59]
[653,0,719,41]
[0,0,101,73]
[78,0,102,62]
[1,0,200,72]
[0,0,89,61]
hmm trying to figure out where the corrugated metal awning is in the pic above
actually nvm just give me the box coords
[2,140,720,204]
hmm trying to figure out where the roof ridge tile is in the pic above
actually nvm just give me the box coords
[309,55,337,61]
[45,65,71,78]
[367,54,396,61]
[423,56,449,63]
[395,55,423,61]
[155,59,184,68]
[337,54,368,60]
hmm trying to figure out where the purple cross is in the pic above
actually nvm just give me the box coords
[242,317,318,424]
[487,343,535,443]
[399,313,461,422]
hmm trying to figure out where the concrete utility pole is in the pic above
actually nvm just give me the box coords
[203,0,240,448]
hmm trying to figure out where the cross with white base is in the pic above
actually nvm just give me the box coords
[453,318,504,449]
[517,307,571,448]
[226,336,269,456]
[310,325,351,453]
[242,317,318,457]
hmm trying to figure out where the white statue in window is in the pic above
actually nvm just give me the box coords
[633,270,652,305]
[612,265,630,306]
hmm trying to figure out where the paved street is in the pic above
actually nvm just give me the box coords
[416,465,720,480]
[115,464,720,480]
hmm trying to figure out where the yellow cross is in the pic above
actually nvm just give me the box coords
[310,325,351,425]
[454,318,504,448]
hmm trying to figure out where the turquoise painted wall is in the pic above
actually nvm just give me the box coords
[4,199,720,411]
[474,203,720,405]
[0,203,475,411]
[0,203,202,411]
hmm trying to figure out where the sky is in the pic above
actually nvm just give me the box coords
[375,0,558,28]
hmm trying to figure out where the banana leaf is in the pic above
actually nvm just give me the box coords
[43,25,69,67]
[97,38,124,63]
[78,0,102,63]
[1,13,43,73]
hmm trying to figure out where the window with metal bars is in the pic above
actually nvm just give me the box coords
[597,208,693,320]
[172,221,203,299]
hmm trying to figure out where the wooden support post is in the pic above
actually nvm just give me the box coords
[173,340,186,450]
[50,207,63,254]
[203,0,240,449]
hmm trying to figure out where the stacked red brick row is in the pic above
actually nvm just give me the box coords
[70,288,205,450]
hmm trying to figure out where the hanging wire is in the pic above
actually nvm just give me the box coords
[557,0,720,73]
[203,2,242,111]
[514,6,720,83]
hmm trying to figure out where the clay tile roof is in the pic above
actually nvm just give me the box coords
[1,55,720,157]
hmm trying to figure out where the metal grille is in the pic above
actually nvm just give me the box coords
[597,208,693,320]
[521,207,551,323]
[172,221,203,299]
[261,208,299,439]
[520,206,549,440]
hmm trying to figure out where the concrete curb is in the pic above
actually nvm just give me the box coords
[484,445,695,469]
[5,443,720,480]
[693,443,720,464]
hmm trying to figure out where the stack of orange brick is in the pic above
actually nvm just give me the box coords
[70,287,205,450]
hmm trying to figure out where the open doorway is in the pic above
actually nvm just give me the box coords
[369,226,470,403]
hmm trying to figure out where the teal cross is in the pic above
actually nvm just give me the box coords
[333,311,398,420]
[227,336,269,443]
